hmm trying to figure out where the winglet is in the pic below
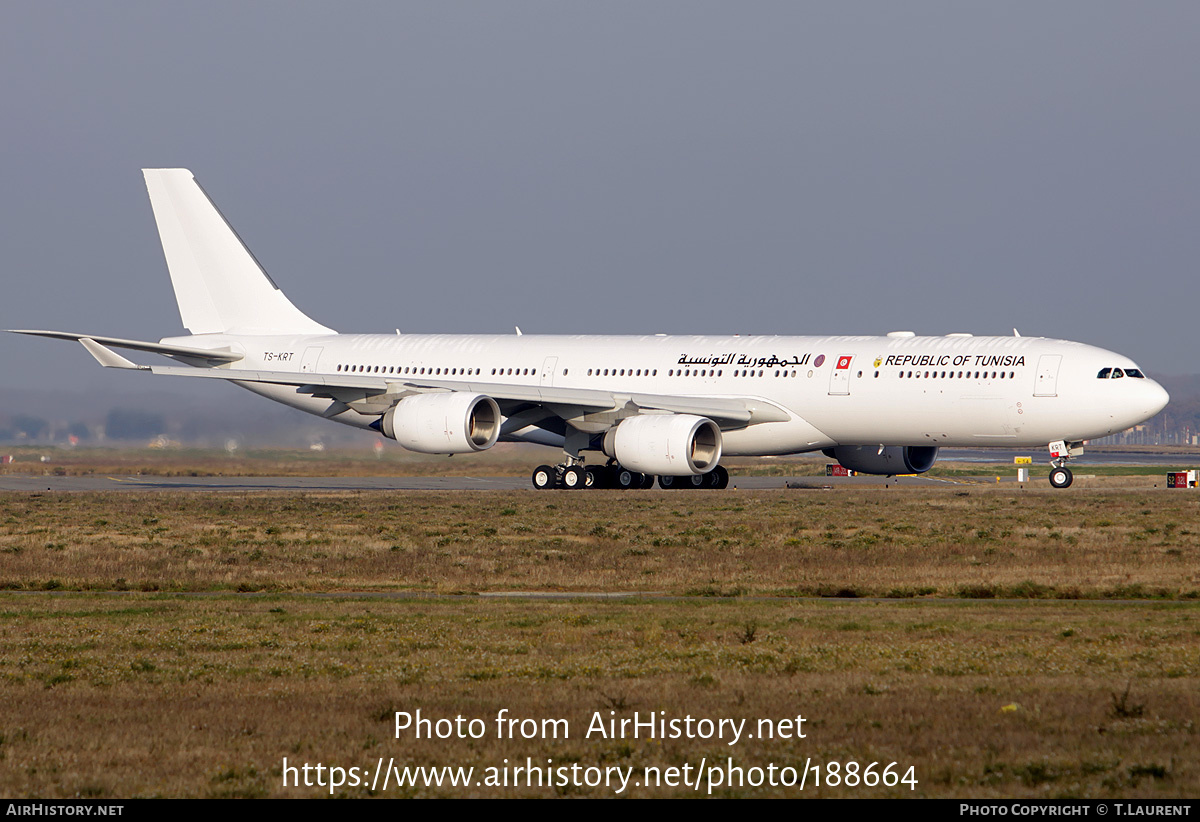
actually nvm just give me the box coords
[79,338,148,370]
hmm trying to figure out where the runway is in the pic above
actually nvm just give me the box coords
[0,450,1189,492]
[0,474,952,492]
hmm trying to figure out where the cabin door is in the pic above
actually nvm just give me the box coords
[540,357,558,387]
[300,347,324,373]
[827,354,853,395]
[1034,355,1061,397]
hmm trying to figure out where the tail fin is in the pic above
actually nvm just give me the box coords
[142,169,334,336]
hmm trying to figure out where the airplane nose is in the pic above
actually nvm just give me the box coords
[1145,380,1170,417]
[1112,378,1169,432]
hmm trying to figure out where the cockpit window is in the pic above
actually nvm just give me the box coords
[1099,366,1145,379]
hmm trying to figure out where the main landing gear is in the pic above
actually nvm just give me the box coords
[531,462,730,490]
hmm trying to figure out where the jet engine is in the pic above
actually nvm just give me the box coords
[381,393,501,454]
[603,414,722,476]
[824,445,939,475]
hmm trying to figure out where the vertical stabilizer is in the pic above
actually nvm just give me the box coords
[142,169,334,335]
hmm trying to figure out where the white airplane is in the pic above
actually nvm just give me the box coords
[10,169,1169,490]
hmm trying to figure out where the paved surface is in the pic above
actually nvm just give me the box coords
[0,472,1115,492]
[939,448,1194,466]
[0,450,1188,492]
[0,473,980,492]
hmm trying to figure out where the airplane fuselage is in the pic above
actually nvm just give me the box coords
[163,330,1168,456]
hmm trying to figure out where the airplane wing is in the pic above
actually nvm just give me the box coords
[146,364,788,426]
[30,333,789,428]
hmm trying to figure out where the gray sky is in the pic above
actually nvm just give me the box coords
[4,2,1198,394]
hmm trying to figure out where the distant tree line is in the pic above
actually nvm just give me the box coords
[0,409,165,443]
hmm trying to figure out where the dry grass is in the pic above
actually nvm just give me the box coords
[1,482,1197,798]
[0,487,1197,599]
[0,595,1195,798]
[0,445,558,478]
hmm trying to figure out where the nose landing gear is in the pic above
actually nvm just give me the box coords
[1046,439,1083,489]
[1048,465,1073,489]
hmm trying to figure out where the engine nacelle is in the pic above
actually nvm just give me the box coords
[824,445,939,475]
[381,393,501,454]
[604,414,722,476]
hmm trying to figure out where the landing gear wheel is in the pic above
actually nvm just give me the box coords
[640,474,656,489]
[562,466,586,489]
[708,465,730,489]
[586,466,605,489]
[629,472,646,489]
[686,474,706,489]
[658,475,678,490]
[532,465,555,490]
[1049,466,1073,489]
[612,466,635,490]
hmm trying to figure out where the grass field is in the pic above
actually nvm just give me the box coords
[0,445,556,478]
[0,486,1196,599]
[0,594,1195,798]
[0,478,1197,797]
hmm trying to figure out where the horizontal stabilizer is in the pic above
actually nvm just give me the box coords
[7,330,243,364]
